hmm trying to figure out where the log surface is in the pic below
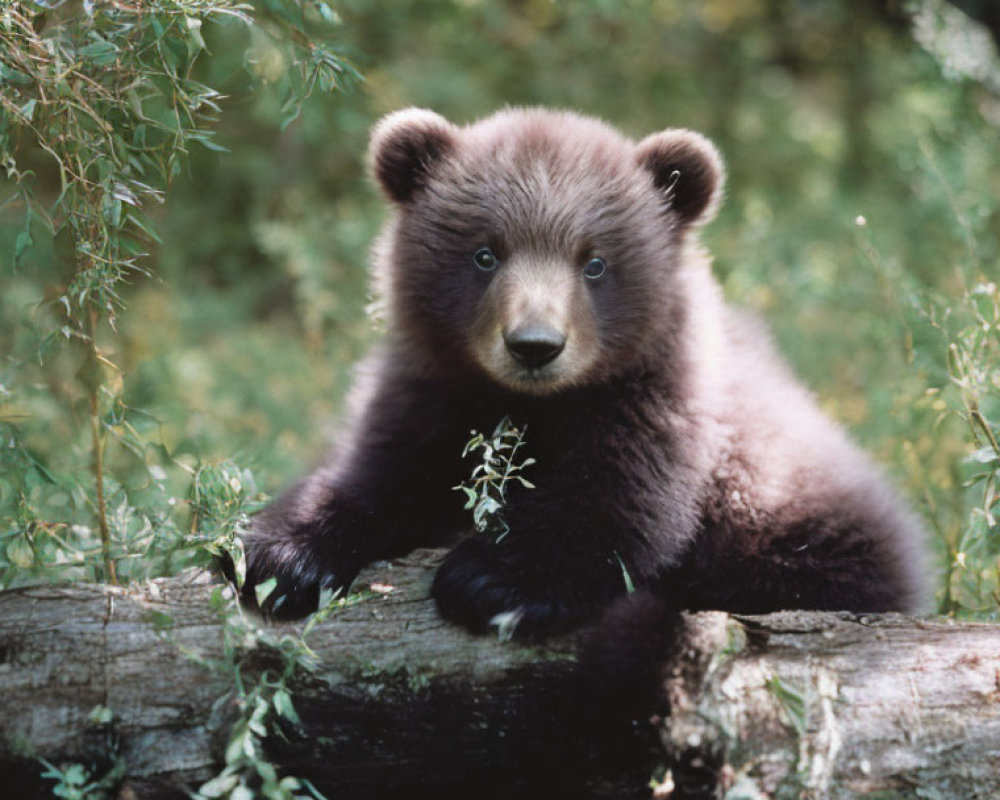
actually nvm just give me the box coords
[658,611,1000,798]
[1,549,998,799]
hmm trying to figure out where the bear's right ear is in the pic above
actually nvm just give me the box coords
[370,108,458,204]
[635,129,725,227]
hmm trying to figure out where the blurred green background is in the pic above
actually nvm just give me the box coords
[2,0,999,613]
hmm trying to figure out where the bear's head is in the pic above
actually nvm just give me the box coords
[369,107,724,395]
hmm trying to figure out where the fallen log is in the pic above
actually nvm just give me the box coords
[0,549,997,799]
[655,610,1000,799]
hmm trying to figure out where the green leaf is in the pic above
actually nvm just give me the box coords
[491,416,512,438]
[279,101,302,131]
[968,446,999,465]
[315,3,341,24]
[457,486,477,509]
[615,553,635,594]
[302,778,329,800]
[78,39,118,66]
[0,64,31,85]
[225,726,250,765]
[473,496,501,528]
[255,760,277,783]
[14,229,33,264]
[255,576,278,607]
[102,192,123,229]
[6,538,34,568]
[62,763,88,786]
[198,768,239,798]
[272,688,300,725]
[88,704,114,724]
[185,16,207,55]
[192,132,231,153]
[126,210,164,244]
[17,98,36,121]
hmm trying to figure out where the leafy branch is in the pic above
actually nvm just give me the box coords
[453,416,535,541]
[919,278,1000,615]
[0,0,356,585]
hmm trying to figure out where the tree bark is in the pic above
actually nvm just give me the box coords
[1,549,998,800]
[656,611,1000,799]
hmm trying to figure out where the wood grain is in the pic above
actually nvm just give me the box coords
[2,550,998,799]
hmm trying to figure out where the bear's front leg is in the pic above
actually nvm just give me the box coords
[241,362,470,618]
[431,531,636,639]
[241,480,376,618]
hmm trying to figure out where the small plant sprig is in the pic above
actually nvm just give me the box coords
[39,756,124,800]
[453,416,535,542]
[187,583,373,800]
[921,278,1000,616]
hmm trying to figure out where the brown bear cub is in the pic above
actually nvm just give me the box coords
[242,108,927,637]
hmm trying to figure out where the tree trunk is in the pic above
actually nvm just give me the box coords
[1,549,998,800]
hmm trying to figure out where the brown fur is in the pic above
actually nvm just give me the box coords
[242,108,928,638]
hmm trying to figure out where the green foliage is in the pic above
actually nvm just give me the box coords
[453,416,535,542]
[39,757,124,800]
[3,0,242,316]
[852,119,1000,614]
[918,279,1000,615]
[39,761,101,800]
[187,459,263,579]
[0,0,356,588]
[187,584,371,800]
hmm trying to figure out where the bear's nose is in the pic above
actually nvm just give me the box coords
[504,324,566,369]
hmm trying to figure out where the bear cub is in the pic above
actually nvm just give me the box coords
[242,107,927,637]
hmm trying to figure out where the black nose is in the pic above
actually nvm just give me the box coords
[504,324,566,369]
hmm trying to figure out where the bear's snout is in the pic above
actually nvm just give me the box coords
[503,323,566,369]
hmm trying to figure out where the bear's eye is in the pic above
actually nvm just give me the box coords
[583,257,607,281]
[473,247,498,272]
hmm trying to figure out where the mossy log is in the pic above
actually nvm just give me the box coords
[1,549,998,799]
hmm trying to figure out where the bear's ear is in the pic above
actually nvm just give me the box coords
[635,129,725,227]
[370,108,458,204]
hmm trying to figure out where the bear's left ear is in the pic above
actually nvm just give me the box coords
[635,129,725,227]
[369,108,459,204]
